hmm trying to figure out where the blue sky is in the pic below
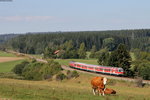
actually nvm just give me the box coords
[0,0,150,34]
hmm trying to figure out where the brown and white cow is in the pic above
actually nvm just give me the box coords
[91,76,107,96]
[104,88,116,95]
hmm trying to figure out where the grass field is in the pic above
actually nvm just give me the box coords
[0,73,149,100]
[0,51,16,57]
[0,60,24,72]
[0,51,25,72]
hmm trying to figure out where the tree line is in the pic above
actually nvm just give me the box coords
[4,29,150,54]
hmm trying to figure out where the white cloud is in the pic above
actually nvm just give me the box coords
[0,16,53,22]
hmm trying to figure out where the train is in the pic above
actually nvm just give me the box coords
[69,61,124,76]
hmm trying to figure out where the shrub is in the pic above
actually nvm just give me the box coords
[21,60,62,80]
[135,77,144,88]
[56,73,66,81]
[137,62,150,80]
[12,61,29,75]
[67,70,79,79]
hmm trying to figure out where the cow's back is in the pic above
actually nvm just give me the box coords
[91,77,104,89]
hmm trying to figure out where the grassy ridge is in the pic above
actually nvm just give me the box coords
[0,73,149,100]
[0,51,16,57]
[0,60,24,72]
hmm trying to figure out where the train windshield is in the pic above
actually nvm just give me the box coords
[118,68,124,72]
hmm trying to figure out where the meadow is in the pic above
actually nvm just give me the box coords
[0,73,150,100]
[0,51,25,72]
[0,60,24,72]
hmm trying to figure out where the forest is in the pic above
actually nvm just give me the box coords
[3,29,150,54]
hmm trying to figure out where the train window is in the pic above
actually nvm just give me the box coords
[104,69,111,71]
[95,68,99,70]
[83,66,87,68]
[88,66,93,69]
[118,69,123,72]
[77,64,81,67]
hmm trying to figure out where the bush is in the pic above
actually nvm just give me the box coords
[56,73,66,81]
[12,61,29,75]
[66,70,79,79]
[138,62,150,80]
[135,77,144,87]
[22,60,62,80]
[12,59,62,80]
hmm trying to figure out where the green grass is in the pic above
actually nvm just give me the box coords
[55,59,98,66]
[0,60,24,72]
[0,73,149,100]
[0,51,16,57]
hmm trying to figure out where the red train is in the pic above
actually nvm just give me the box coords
[69,61,124,76]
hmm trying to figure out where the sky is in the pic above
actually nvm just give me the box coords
[0,0,150,34]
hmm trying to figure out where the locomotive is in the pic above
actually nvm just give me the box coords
[69,61,124,76]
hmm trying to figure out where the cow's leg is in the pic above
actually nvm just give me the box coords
[92,88,96,95]
[102,91,105,96]
[98,88,105,96]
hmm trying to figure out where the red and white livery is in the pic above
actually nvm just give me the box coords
[69,61,124,76]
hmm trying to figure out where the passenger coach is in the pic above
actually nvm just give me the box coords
[69,61,124,76]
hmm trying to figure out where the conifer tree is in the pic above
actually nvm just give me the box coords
[78,42,86,59]
[89,45,96,58]
[108,44,133,76]
[97,49,109,65]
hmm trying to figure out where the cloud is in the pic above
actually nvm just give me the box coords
[0,16,53,22]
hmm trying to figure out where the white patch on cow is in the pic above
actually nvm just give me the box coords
[102,91,105,96]
[103,77,107,85]
[93,89,96,95]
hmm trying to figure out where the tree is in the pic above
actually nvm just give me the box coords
[138,62,150,80]
[89,45,97,58]
[97,49,109,66]
[44,47,56,58]
[102,38,116,51]
[78,42,86,59]
[108,44,133,76]
[61,40,78,59]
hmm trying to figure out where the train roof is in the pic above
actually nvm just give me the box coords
[70,61,123,69]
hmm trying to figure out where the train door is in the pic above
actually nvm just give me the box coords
[112,68,116,74]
